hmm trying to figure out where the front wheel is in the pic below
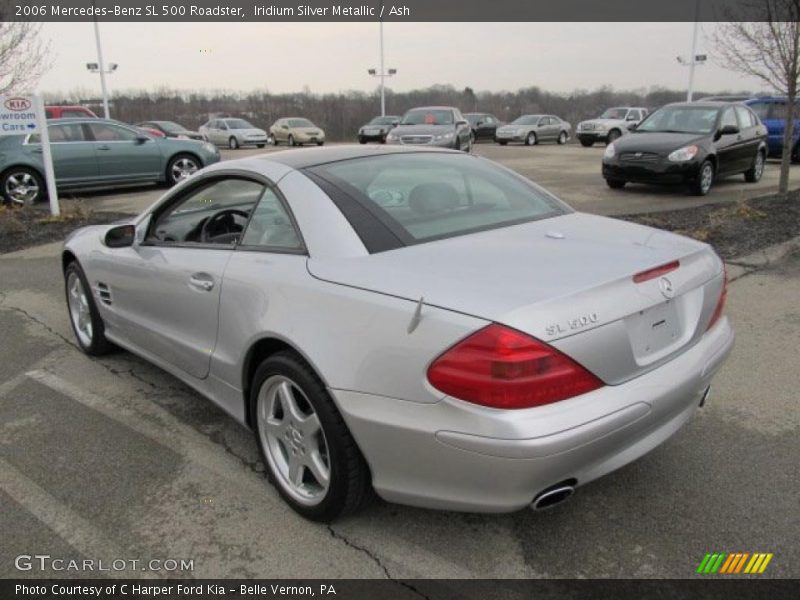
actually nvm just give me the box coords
[228,137,240,150]
[1,167,44,206]
[252,352,371,522]
[557,131,568,145]
[744,151,765,183]
[166,154,200,186]
[256,144,265,148]
[497,140,508,146]
[316,141,324,146]
[64,262,115,356]
[606,130,621,144]
[691,160,715,196]
[579,138,594,147]
[267,134,277,146]
[288,135,296,147]
[525,131,537,146]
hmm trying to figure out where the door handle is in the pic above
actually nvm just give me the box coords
[189,273,214,291]
[97,145,111,151]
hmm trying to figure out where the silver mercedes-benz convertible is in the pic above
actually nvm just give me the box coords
[62,146,733,521]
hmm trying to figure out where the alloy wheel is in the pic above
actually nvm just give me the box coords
[257,375,331,506]
[754,153,764,180]
[700,163,714,194]
[67,272,93,347]
[171,157,199,182]
[5,171,40,205]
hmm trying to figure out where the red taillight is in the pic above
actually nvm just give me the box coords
[706,265,728,331]
[427,324,603,409]
[632,260,680,283]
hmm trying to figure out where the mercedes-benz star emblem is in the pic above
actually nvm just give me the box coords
[659,276,675,299]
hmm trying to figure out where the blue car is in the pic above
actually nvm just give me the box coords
[744,97,800,162]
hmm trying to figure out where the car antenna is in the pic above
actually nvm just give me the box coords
[407,296,425,334]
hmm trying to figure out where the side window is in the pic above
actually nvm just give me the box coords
[627,110,641,121]
[148,178,265,245]
[735,106,755,128]
[48,123,86,142]
[240,188,303,250]
[219,121,228,130]
[720,108,738,130]
[748,101,770,121]
[88,123,139,142]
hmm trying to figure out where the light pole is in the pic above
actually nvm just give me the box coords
[368,10,396,117]
[677,0,704,101]
[88,12,116,119]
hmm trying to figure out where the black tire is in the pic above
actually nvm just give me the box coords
[525,131,537,146]
[358,137,367,144]
[64,261,115,356]
[268,135,277,146]
[228,137,239,150]
[317,141,324,146]
[606,130,621,144]
[744,150,765,183]
[579,138,594,147]
[691,160,715,196]
[557,131,568,145]
[791,143,799,164]
[256,144,265,148]
[498,140,508,146]
[605,178,626,189]
[1,167,45,206]
[251,351,371,522]
[288,135,296,147]
[165,153,201,186]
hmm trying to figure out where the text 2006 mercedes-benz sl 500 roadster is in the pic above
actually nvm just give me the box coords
[62,146,733,521]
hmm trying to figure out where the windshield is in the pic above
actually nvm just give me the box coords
[402,109,454,126]
[311,153,567,247]
[600,108,629,120]
[288,118,314,128]
[510,115,541,125]
[226,119,255,129]
[369,116,398,125]
[636,106,720,134]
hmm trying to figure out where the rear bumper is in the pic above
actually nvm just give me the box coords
[332,317,734,512]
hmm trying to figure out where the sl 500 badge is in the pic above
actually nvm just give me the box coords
[546,313,599,337]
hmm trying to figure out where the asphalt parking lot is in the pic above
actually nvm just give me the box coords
[1,141,798,582]
[79,141,789,217]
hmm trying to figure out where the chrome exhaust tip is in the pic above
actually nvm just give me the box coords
[531,482,575,511]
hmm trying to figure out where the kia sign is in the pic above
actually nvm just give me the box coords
[0,94,59,216]
[0,95,39,135]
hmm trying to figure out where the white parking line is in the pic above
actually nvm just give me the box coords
[0,457,158,579]
[24,369,271,497]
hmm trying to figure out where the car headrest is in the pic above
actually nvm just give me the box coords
[408,182,460,214]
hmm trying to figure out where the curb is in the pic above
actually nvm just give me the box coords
[725,235,800,281]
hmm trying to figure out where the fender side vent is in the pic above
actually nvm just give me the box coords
[95,282,112,306]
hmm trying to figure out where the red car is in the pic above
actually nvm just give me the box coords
[45,106,97,119]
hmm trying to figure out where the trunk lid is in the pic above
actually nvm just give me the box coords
[307,213,723,383]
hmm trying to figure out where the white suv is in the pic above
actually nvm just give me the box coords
[576,107,648,146]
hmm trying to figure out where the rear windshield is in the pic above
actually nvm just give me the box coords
[310,153,567,247]
[289,118,314,127]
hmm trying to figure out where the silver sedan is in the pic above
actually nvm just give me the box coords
[62,146,733,521]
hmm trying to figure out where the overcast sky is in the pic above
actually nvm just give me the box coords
[38,22,767,97]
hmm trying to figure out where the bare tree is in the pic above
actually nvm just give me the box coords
[713,1,800,193]
[0,22,52,95]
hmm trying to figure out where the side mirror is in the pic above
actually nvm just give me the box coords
[718,124,740,137]
[456,120,468,127]
[626,116,637,121]
[282,125,289,130]
[627,122,638,131]
[476,121,484,126]
[104,224,135,248]
[135,135,149,144]
[391,120,399,127]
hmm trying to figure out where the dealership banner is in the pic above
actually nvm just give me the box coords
[2,579,799,599]
[0,0,794,22]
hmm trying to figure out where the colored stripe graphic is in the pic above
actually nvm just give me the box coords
[697,552,772,574]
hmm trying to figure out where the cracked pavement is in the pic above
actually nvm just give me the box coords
[0,238,798,582]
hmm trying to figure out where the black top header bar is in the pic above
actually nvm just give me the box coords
[1,0,795,22]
